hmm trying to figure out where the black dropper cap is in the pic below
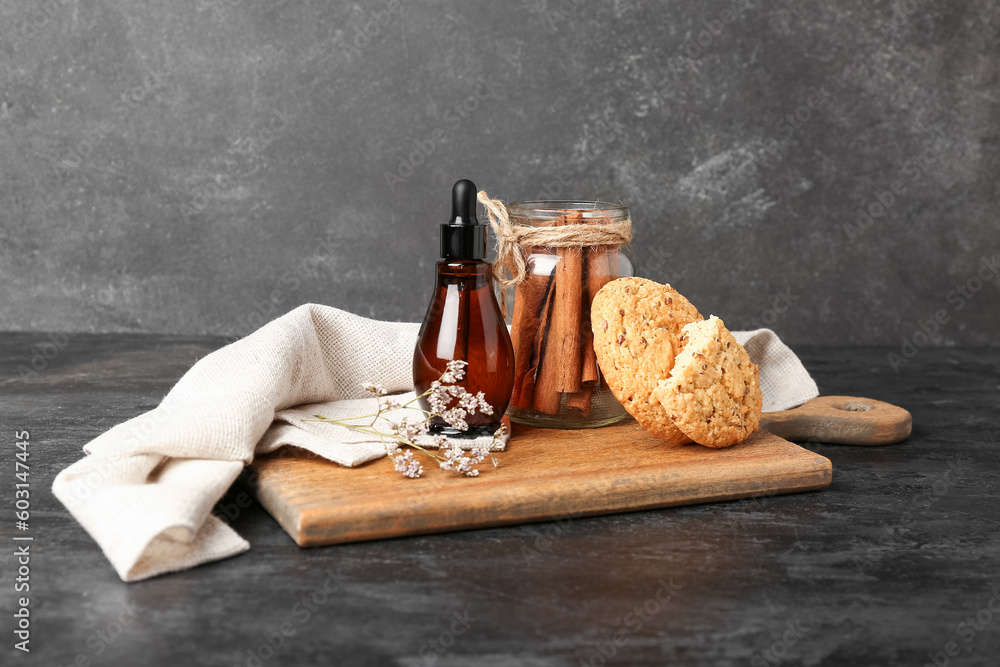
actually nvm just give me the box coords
[441,179,487,260]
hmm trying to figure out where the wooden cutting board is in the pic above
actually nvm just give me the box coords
[248,396,910,548]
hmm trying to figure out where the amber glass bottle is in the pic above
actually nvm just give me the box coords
[412,179,514,437]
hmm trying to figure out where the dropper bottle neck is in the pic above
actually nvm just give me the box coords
[441,179,487,260]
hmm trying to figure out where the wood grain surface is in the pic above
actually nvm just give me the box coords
[760,395,912,445]
[250,417,833,548]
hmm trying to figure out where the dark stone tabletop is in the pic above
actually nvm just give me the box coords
[2,333,998,666]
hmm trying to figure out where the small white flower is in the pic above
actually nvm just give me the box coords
[363,382,387,396]
[446,359,468,381]
[441,408,468,431]
[458,392,479,412]
[391,449,423,478]
[428,381,450,414]
[476,392,494,415]
[429,395,448,414]
[389,417,429,441]
[471,442,491,462]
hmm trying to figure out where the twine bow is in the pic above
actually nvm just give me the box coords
[477,190,633,317]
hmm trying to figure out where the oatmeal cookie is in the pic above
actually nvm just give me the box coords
[591,277,703,444]
[653,315,762,447]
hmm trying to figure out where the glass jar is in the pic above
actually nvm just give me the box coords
[503,200,635,428]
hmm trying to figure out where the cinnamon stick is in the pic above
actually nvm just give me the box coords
[509,263,554,409]
[532,212,584,414]
[597,243,620,391]
[568,216,622,413]
[567,256,601,415]
[566,384,594,417]
[581,246,612,383]
[519,274,556,409]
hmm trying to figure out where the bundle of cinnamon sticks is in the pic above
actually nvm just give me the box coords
[508,212,619,417]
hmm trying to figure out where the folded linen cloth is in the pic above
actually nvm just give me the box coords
[52,303,818,582]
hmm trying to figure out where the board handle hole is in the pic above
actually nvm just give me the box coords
[837,401,874,412]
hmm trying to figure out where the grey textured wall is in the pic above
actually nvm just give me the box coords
[2,0,998,346]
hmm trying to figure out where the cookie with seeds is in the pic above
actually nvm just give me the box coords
[653,315,762,448]
[591,277,703,444]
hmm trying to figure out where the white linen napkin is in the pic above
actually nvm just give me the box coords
[733,328,819,413]
[52,303,817,581]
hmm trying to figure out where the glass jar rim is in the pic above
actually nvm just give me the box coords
[506,200,628,222]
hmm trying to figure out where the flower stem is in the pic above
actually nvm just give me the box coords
[304,414,446,462]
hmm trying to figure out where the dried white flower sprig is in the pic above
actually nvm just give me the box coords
[303,360,504,479]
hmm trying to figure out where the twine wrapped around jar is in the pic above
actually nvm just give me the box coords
[477,191,633,317]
